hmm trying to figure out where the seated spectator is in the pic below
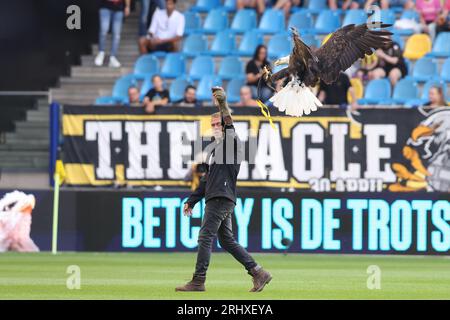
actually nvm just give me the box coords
[95,0,130,68]
[367,40,407,87]
[138,0,185,55]
[328,0,365,10]
[318,72,358,110]
[234,86,260,107]
[424,85,448,108]
[246,45,274,102]
[139,0,165,37]
[236,0,266,16]
[127,86,142,107]
[436,0,450,34]
[273,0,302,20]
[174,85,202,107]
[143,75,170,113]
[416,0,442,40]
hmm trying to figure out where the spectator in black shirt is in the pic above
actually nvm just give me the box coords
[318,72,358,109]
[246,45,274,102]
[174,85,202,107]
[175,87,272,293]
[143,74,170,113]
[368,41,408,87]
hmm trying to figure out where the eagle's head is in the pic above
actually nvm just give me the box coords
[0,191,35,215]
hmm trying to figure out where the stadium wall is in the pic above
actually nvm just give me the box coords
[1,189,448,255]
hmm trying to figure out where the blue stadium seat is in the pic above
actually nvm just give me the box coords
[139,76,153,100]
[288,10,314,34]
[268,33,292,59]
[258,9,285,34]
[133,54,159,79]
[405,79,446,107]
[380,9,396,25]
[169,77,191,102]
[389,78,418,104]
[307,0,327,14]
[411,57,438,82]
[95,96,125,105]
[233,29,264,56]
[342,10,367,27]
[189,55,215,81]
[209,30,236,56]
[312,10,341,34]
[224,0,237,12]
[358,79,392,105]
[184,11,201,35]
[160,53,186,78]
[190,0,221,12]
[440,58,450,82]
[202,8,228,34]
[182,34,208,57]
[196,75,223,101]
[394,11,419,35]
[230,9,257,33]
[392,33,405,50]
[218,56,243,80]
[227,77,245,103]
[428,32,450,58]
[112,74,139,100]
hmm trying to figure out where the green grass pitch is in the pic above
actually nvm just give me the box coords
[0,252,449,299]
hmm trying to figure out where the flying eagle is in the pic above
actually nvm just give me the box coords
[261,23,393,117]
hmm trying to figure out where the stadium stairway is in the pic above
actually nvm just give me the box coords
[50,1,194,105]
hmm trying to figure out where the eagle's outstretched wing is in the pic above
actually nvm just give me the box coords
[315,23,392,84]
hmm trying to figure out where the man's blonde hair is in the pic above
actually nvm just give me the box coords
[211,112,221,120]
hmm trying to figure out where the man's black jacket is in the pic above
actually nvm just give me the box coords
[186,124,242,207]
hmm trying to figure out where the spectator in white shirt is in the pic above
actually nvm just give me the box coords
[138,0,185,54]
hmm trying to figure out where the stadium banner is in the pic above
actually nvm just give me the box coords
[2,189,448,255]
[62,105,450,192]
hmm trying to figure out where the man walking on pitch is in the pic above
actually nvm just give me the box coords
[176,87,272,293]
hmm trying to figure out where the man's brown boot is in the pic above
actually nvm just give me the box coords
[175,275,206,292]
[248,266,272,292]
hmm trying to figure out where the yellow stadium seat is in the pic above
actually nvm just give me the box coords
[403,34,432,60]
[347,77,364,103]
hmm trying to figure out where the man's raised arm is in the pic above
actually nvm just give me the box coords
[212,87,233,125]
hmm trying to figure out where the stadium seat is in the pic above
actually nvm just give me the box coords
[380,9,396,25]
[218,56,243,80]
[307,0,327,14]
[288,11,314,33]
[184,11,201,35]
[133,54,159,79]
[405,79,446,107]
[403,34,432,60]
[226,77,245,103]
[389,78,418,104]
[112,74,139,101]
[209,30,236,56]
[139,76,153,100]
[410,57,437,82]
[202,8,228,34]
[233,29,264,56]
[182,34,208,57]
[392,33,405,50]
[440,57,450,82]
[224,0,237,12]
[313,10,341,35]
[394,10,420,36]
[342,10,367,27]
[428,32,450,58]
[95,96,125,105]
[196,75,223,101]
[230,9,257,34]
[160,53,186,78]
[358,79,391,105]
[190,0,221,12]
[169,77,190,102]
[267,33,292,59]
[258,9,285,34]
[189,55,215,81]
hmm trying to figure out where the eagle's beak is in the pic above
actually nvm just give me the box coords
[19,195,35,215]
[274,55,290,67]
